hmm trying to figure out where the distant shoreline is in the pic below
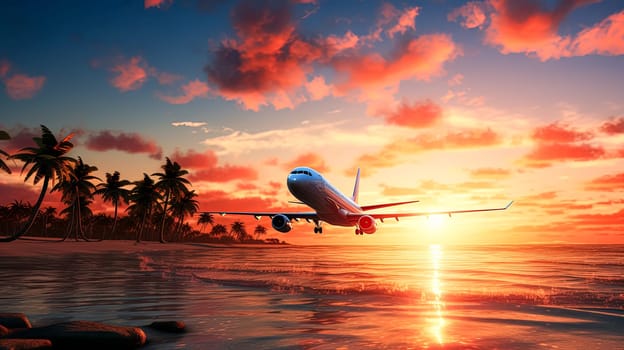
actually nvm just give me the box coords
[0,239,290,257]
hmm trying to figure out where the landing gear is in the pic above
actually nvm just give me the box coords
[313,220,323,234]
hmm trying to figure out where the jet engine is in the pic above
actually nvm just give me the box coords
[272,214,292,233]
[357,215,377,234]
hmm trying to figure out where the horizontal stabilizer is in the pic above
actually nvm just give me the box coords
[360,200,419,211]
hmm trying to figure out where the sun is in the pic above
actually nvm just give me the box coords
[426,214,447,231]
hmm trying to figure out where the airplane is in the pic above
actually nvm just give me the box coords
[204,167,513,235]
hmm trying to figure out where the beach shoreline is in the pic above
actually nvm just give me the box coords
[0,239,289,257]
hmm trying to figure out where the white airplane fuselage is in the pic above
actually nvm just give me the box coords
[287,167,360,226]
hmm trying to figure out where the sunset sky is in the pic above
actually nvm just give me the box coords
[1,0,623,245]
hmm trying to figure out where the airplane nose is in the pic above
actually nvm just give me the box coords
[287,174,309,198]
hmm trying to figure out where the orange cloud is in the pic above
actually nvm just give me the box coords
[189,166,258,183]
[171,149,258,183]
[204,0,314,111]
[305,76,331,101]
[382,99,443,128]
[600,117,624,135]
[388,6,419,38]
[585,172,624,192]
[524,143,605,166]
[457,0,623,61]
[144,0,172,9]
[356,128,501,171]
[572,10,624,56]
[334,33,460,93]
[283,152,329,173]
[532,122,593,142]
[110,56,148,92]
[521,122,607,167]
[170,149,218,169]
[85,130,162,159]
[3,74,46,100]
[158,79,210,104]
[570,208,624,226]
[485,0,597,60]
[203,1,459,111]
[448,1,488,29]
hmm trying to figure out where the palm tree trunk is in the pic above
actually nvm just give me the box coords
[0,177,49,242]
[61,209,73,242]
[136,209,148,243]
[75,193,90,242]
[110,203,119,240]
[158,191,170,243]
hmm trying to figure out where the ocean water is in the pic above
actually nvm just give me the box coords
[1,244,623,349]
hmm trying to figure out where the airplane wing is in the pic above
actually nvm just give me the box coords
[349,201,514,221]
[204,211,319,221]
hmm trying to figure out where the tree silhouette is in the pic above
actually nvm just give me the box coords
[1,125,75,242]
[170,190,199,241]
[94,171,131,240]
[153,157,190,243]
[254,224,268,240]
[197,212,214,234]
[127,173,162,242]
[53,157,99,241]
[230,220,248,242]
[41,206,56,237]
[210,224,228,240]
[0,130,11,174]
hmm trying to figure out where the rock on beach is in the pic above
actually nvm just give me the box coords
[0,314,32,330]
[0,339,52,350]
[6,321,146,349]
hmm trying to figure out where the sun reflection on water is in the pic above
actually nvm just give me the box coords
[429,244,445,345]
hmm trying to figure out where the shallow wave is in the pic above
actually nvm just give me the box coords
[192,272,624,308]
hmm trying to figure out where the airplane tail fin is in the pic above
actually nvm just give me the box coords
[352,168,360,203]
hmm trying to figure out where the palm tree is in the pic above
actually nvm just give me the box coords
[170,190,199,241]
[8,200,32,233]
[0,130,11,174]
[41,206,56,237]
[197,212,214,233]
[210,224,228,240]
[53,157,99,241]
[94,171,131,239]
[153,157,191,243]
[127,173,162,242]
[254,224,268,240]
[230,220,248,242]
[1,125,75,242]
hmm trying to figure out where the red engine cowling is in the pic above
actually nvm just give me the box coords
[357,215,377,234]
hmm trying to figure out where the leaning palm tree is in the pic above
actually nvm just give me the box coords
[1,125,75,242]
[127,173,162,242]
[153,157,191,243]
[0,130,11,174]
[94,171,131,240]
[197,212,214,233]
[170,190,199,241]
[53,157,100,241]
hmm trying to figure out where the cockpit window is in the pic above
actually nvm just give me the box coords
[290,170,312,176]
